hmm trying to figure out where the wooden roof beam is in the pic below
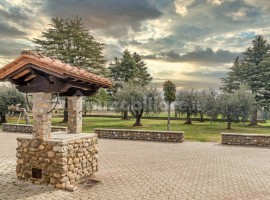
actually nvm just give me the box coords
[11,69,31,79]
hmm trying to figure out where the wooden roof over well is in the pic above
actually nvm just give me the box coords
[0,51,112,96]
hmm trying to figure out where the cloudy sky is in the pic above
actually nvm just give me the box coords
[1,0,270,89]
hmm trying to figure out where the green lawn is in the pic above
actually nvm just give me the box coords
[5,116,270,143]
[50,117,270,143]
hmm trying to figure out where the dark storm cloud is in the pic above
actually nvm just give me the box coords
[42,0,162,37]
[144,48,240,64]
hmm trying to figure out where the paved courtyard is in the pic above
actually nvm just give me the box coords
[0,131,270,200]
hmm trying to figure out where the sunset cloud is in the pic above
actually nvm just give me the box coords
[0,0,270,89]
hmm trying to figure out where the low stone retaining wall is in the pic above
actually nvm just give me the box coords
[2,123,67,133]
[16,133,98,190]
[221,133,270,147]
[94,128,184,142]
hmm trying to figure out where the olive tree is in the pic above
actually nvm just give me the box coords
[113,82,163,126]
[220,87,254,129]
[199,89,221,124]
[175,89,198,124]
[82,88,110,115]
[0,84,26,124]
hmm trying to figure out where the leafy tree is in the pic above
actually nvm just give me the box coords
[132,52,153,86]
[82,96,99,116]
[221,57,242,93]
[255,56,270,110]
[196,90,207,122]
[33,17,106,74]
[220,93,238,129]
[163,80,176,130]
[113,82,162,126]
[237,86,255,123]
[199,89,220,124]
[197,89,216,123]
[220,88,254,129]
[109,50,152,87]
[82,88,110,115]
[109,50,152,119]
[221,35,270,125]
[95,88,110,111]
[33,16,106,122]
[0,84,26,124]
[175,89,198,124]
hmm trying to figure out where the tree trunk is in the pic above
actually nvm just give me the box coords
[250,109,258,126]
[227,114,232,129]
[0,115,7,124]
[167,103,171,131]
[174,110,177,119]
[62,97,68,123]
[133,117,142,126]
[184,112,192,124]
[199,112,204,122]
[122,110,129,120]
[23,109,30,124]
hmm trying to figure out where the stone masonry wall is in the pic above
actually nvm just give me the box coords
[68,96,82,133]
[16,135,98,190]
[2,123,67,133]
[222,133,270,147]
[32,93,52,139]
[94,128,184,142]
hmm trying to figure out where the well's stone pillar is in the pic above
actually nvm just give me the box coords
[32,92,52,140]
[68,96,82,133]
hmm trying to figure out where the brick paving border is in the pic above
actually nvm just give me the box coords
[0,132,270,200]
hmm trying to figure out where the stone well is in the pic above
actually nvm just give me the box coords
[0,51,112,191]
[16,93,98,190]
[16,133,98,190]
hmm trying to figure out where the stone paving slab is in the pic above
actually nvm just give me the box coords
[0,131,270,200]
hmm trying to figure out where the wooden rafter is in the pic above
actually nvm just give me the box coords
[11,69,30,79]
[24,74,36,82]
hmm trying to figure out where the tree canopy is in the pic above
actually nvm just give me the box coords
[163,80,176,130]
[221,35,270,125]
[0,84,26,124]
[109,49,153,120]
[220,87,254,129]
[33,16,107,122]
[109,49,152,89]
[33,17,106,75]
[113,82,162,126]
[175,89,198,124]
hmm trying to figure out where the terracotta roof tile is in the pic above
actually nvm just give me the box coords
[0,51,112,87]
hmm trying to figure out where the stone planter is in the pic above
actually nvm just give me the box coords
[94,128,184,142]
[2,123,67,133]
[221,133,270,147]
